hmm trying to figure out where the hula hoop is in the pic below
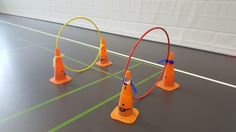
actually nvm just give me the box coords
[124,27,171,100]
[56,16,102,72]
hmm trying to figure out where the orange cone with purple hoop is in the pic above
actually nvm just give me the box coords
[50,48,71,84]
[96,37,112,67]
[111,70,139,124]
[157,52,179,91]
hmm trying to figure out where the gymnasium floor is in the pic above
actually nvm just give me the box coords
[0,14,236,132]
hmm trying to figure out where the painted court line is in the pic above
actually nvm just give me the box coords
[14,36,124,80]
[0,61,142,124]
[13,31,162,82]
[2,32,162,128]
[0,34,160,125]
[0,76,108,124]
[0,20,235,89]
[49,70,163,132]
[0,44,33,54]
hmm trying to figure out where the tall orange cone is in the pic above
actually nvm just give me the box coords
[111,70,139,124]
[49,48,72,84]
[157,52,179,91]
[96,37,112,67]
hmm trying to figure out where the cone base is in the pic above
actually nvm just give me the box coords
[156,80,179,91]
[96,61,112,67]
[49,75,72,85]
[111,106,139,124]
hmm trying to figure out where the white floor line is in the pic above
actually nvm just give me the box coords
[1,20,236,89]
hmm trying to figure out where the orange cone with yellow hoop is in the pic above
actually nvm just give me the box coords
[96,37,112,67]
[50,48,72,84]
[111,70,139,124]
[157,52,179,91]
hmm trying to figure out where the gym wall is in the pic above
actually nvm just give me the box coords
[0,0,235,56]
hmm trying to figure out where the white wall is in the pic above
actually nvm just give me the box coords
[0,0,236,56]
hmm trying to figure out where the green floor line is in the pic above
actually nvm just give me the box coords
[0,76,109,124]
[15,36,124,80]
[0,62,142,124]
[15,34,162,73]
[0,45,33,54]
[15,37,112,75]
[136,70,162,85]
[48,93,119,132]
[48,70,162,132]
[63,55,122,80]
[14,35,164,84]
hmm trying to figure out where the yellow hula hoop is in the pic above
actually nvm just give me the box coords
[56,16,102,72]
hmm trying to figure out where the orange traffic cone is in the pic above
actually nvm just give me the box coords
[157,52,179,91]
[49,48,72,84]
[111,70,139,124]
[96,37,112,67]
